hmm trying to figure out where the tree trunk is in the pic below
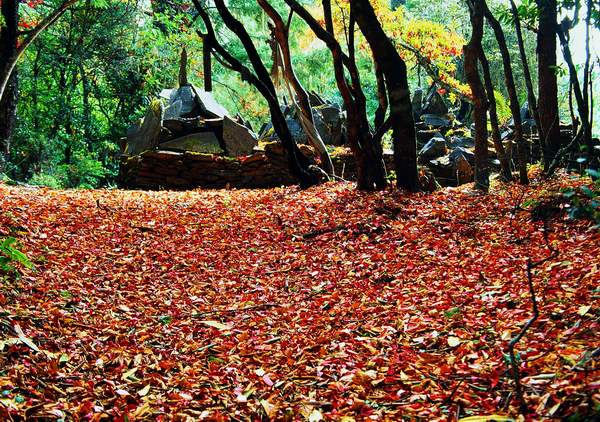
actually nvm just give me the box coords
[479,47,512,182]
[350,0,418,191]
[258,0,335,175]
[536,0,561,169]
[203,36,212,92]
[464,0,489,192]
[0,0,19,173]
[484,1,528,184]
[192,0,320,188]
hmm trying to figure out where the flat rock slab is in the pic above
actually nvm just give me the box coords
[222,116,258,157]
[159,132,223,154]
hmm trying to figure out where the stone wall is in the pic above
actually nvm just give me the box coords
[118,142,316,189]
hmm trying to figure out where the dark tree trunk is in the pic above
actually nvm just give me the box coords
[484,1,528,184]
[479,48,513,182]
[464,0,489,192]
[0,0,19,173]
[193,0,320,188]
[285,0,387,190]
[350,0,419,191]
[536,0,561,169]
[202,35,213,92]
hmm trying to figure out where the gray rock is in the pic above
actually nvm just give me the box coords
[421,114,451,128]
[159,132,223,154]
[222,115,258,157]
[164,100,183,120]
[169,85,198,116]
[192,86,229,118]
[417,130,443,145]
[449,146,475,165]
[449,136,474,149]
[418,137,448,163]
[125,101,164,155]
[423,90,448,115]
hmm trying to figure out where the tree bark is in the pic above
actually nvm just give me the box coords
[484,1,528,184]
[479,47,512,182]
[258,0,334,175]
[464,0,489,192]
[0,0,19,173]
[350,0,418,191]
[193,0,320,188]
[536,0,561,169]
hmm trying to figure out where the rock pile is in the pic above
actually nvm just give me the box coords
[123,84,258,158]
[258,91,347,146]
[119,141,318,189]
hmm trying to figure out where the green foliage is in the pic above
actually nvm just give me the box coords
[0,237,34,280]
[562,170,600,227]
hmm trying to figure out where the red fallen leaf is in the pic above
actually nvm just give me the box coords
[0,176,597,420]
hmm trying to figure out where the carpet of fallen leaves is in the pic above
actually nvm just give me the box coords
[0,176,598,421]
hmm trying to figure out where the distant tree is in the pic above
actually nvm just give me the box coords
[0,0,78,173]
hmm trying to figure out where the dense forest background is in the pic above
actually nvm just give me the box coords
[0,0,598,188]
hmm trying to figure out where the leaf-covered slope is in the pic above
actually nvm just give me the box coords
[0,180,598,420]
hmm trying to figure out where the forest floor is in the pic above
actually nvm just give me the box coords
[0,175,598,421]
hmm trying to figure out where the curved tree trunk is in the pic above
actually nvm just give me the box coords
[350,0,419,192]
[192,0,320,188]
[464,0,489,192]
[258,0,334,176]
[484,1,528,184]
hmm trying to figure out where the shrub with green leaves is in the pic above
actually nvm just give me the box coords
[0,237,34,279]
[563,169,600,228]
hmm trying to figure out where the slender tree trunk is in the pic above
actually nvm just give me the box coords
[373,59,388,129]
[479,48,512,181]
[556,25,593,166]
[510,0,542,163]
[0,0,19,173]
[258,0,334,175]
[79,61,93,147]
[484,1,528,184]
[350,0,418,191]
[192,0,320,188]
[464,0,489,192]
[285,0,387,190]
[202,34,213,92]
[536,0,561,169]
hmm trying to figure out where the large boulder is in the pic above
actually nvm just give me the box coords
[428,146,475,186]
[159,132,223,154]
[222,115,258,157]
[314,104,346,146]
[418,137,448,163]
[422,90,448,115]
[421,114,451,129]
[125,100,164,155]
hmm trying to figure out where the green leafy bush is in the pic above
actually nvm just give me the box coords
[562,169,600,228]
[0,237,34,279]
